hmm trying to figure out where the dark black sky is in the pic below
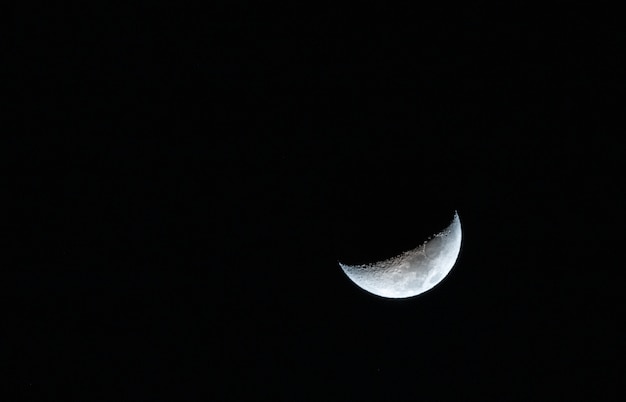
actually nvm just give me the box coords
[6,3,624,401]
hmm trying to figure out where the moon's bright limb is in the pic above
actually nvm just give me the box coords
[338,211,462,298]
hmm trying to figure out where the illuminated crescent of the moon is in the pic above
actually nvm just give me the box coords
[339,212,462,298]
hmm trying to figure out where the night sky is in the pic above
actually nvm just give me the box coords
[7,3,624,401]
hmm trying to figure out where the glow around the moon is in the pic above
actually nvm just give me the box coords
[338,211,462,298]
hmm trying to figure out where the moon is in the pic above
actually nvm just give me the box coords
[338,211,462,298]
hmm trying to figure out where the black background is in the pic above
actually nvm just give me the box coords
[6,3,624,401]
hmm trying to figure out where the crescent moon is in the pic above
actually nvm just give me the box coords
[338,211,462,298]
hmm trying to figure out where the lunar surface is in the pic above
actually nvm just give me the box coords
[339,211,462,298]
